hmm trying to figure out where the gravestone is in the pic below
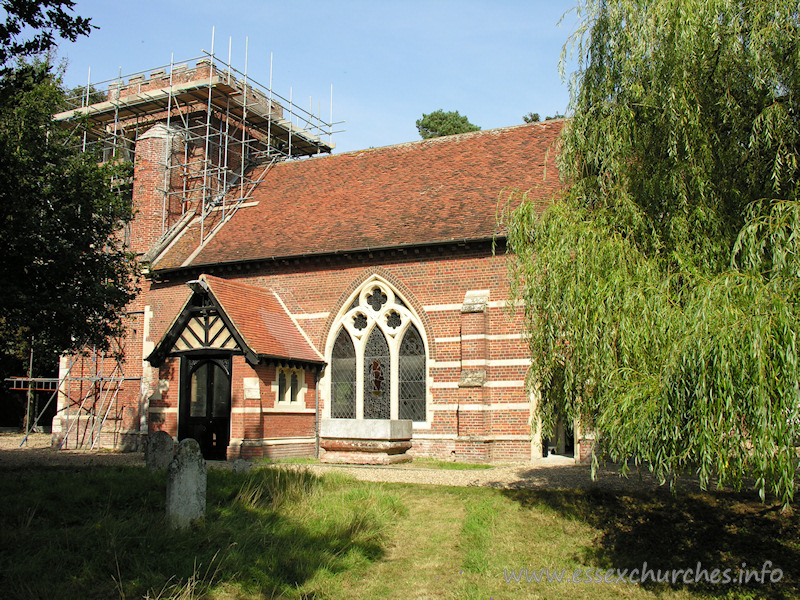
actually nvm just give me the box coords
[233,458,251,473]
[166,438,206,528]
[145,430,175,471]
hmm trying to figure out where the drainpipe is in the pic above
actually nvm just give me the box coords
[314,367,321,458]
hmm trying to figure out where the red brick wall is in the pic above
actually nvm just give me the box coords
[140,243,534,462]
[56,241,536,462]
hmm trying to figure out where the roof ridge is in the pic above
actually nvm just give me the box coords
[266,119,567,165]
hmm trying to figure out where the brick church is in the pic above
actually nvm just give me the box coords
[52,58,584,463]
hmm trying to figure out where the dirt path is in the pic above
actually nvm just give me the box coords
[0,433,144,468]
[0,432,701,493]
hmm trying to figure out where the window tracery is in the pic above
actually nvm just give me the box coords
[328,279,428,422]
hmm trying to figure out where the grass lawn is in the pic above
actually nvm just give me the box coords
[0,465,797,599]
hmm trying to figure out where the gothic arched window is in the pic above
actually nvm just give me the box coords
[399,324,426,421]
[331,328,356,418]
[364,327,391,419]
[328,279,428,422]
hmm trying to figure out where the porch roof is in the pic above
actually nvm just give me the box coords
[146,274,324,367]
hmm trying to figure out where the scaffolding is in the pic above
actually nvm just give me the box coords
[5,44,337,451]
[5,317,142,450]
[55,46,336,247]
[54,347,139,451]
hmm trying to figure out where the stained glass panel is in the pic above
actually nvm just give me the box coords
[331,329,356,418]
[353,313,367,330]
[366,288,387,311]
[364,327,391,419]
[386,310,401,329]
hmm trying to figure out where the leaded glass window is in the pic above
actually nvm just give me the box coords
[328,279,428,423]
[278,370,287,402]
[399,324,426,421]
[353,313,367,330]
[331,328,356,418]
[386,310,401,329]
[364,327,391,419]
[290,372,299,402]
[366,288,387,311]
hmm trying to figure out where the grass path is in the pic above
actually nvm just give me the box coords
[307,484,799,600]
[1,461,795,599]
[314,486,468,599]
[310,485,607,600]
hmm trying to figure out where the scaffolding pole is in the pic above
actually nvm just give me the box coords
[56,48,336,251]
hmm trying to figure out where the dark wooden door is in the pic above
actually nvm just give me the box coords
[179,357,231,460]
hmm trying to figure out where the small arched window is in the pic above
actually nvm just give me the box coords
[399,324,426,421]
[331,328,356,418]
[275,366,305,404]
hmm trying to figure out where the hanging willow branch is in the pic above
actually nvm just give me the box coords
[503,0,800,504]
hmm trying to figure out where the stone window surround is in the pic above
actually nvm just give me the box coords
[270,366,307,408]
[323,275,431,425]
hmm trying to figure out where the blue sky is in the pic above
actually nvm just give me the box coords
[58,1,581,154]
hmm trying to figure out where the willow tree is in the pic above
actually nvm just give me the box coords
[504,0,800,503]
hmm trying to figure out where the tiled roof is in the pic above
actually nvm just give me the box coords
[152,120,564,271]
[202,275,323,364]
[146,274,323,366]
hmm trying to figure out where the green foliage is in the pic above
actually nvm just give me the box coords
[0,0,92,67]
[416,109,481,139]
[558,0,799,272]
[0,466,403,599]
[523,112,564,124]
[0,62,138,359]
[503,0,800,503]
[60,82,106,110]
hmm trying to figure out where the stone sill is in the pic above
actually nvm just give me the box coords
[264,406,315,414]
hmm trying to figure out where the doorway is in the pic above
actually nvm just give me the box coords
[179,356,231,460]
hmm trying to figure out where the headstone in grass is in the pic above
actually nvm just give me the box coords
[233,458,251,473]
[145,430,175,471]
[166,438,206,528]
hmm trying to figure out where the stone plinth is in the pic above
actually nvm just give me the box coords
[319,419,413,465]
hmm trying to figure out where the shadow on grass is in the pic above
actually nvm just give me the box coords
[0,465,395,599]
[502,478,800,599]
